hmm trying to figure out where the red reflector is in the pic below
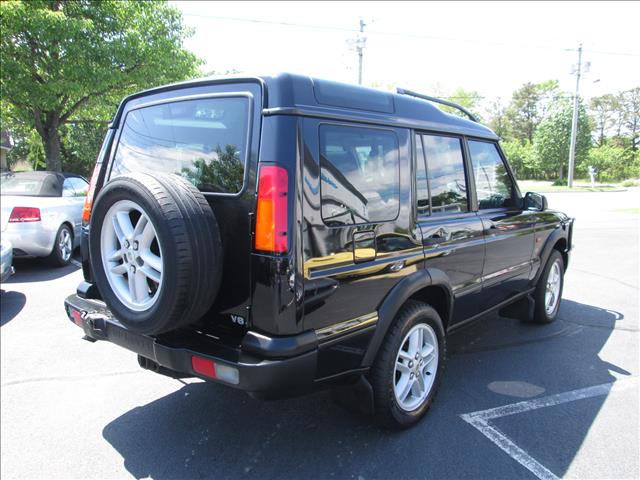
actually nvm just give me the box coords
[9,207,41,223]
[255,165,288,253]
[191,356,217,379]
[70,308,83,326]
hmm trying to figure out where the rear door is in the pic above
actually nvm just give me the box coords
[106,82,263,330]
[415,133,485,325]
[467,139,536,309]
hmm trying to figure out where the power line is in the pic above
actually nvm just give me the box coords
[181,13,640,57]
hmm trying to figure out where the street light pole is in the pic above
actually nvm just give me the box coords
[567,44,583,188]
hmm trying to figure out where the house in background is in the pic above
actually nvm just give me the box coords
[1,131,12,171]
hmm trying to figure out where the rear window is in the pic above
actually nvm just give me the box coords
[110,96,250,194]
[0,173,62,197]
[319,125,400,225]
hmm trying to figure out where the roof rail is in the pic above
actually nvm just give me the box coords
[396,88,479,123]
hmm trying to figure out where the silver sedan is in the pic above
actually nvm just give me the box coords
[1,171,88,267]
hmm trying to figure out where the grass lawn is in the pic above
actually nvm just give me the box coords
[517,179,623,193]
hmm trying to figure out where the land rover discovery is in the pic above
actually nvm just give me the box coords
[64,73,573,428]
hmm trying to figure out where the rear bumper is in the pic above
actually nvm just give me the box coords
[4,223,55,257]
[63,294,318,397]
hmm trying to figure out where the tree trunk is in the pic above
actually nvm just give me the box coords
[558,164,563,181]
[42,128,63,172]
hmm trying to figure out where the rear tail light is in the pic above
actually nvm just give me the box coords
[254,165,289,253]
[191,355,239,384]
[82,162,101,225]
[9,207,41,223]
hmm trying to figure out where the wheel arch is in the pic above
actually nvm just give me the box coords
[361,268,453,367]
[50,221,75,254]
[534,227,570,284]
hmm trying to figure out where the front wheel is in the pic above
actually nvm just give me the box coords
[533,250,565,323]
[47,224,73,267]
[369,301,446,429]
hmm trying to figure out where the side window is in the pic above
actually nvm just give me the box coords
[468,141,516,209]
[415,134,429,215]
[320,125,400,225]
[423,135,468,214]
[62,179,75,197]
[69,177,89,197]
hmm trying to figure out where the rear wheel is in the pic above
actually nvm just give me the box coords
[369,301,446,429]
[47,224,73,267]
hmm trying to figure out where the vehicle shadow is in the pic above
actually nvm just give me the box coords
[102,299,630,479]
[0,290,26,326]
[4,256,80,283]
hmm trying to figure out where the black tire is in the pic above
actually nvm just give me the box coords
[533,250,565,324]
[47,224,73,267]
[89,172,222,334]
[369,301,446,429]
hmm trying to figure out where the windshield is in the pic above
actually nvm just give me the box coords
[0,173,62,197]
[110,96,250,194]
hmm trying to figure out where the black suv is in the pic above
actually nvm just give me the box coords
[64,73,573,428]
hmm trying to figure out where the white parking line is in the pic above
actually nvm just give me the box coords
[460,377,638,480]
[70,259,82,268]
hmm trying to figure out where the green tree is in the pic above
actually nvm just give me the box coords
[620,87,640,150]
[442,87,484,122]
[579,144,639,181]
[533,100,592,180]
[60,121,109,177]
[506,81,559,143]
[486,98,511,139]
[502,139,537,179]
[589,94,620,146]
[1,0,202,172]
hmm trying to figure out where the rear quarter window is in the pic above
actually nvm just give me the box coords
[319,124,400,226]
[110,96,250,194]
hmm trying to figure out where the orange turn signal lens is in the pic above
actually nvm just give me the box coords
[255,165,289,253]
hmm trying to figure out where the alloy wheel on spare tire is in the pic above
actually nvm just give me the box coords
[89,172,222,334]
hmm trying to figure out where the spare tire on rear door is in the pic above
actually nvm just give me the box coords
[89,172,222,335]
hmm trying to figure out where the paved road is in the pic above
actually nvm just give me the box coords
[1,190,638,479]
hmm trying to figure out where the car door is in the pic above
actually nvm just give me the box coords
[415,133,485,325]
[467,139,536,309]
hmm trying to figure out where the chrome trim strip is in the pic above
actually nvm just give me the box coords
[316,312,378,341]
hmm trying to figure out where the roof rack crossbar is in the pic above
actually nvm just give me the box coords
[396,88,479,123]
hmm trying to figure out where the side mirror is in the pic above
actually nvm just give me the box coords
[524,192,547,211]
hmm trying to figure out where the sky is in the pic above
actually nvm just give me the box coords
[170,1,640,111]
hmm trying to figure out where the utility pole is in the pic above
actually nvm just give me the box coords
[347,19,367,85]
[357,19,366,85]
[567,44,583,188]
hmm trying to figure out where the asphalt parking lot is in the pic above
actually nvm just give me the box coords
[1,189,638,480]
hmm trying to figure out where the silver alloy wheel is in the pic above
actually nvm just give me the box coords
[545,259,562,316]
[393,323,439,411]
[100,199,163,312]
[58,228,72,262]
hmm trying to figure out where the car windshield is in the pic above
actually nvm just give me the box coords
[0,173,62,197]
